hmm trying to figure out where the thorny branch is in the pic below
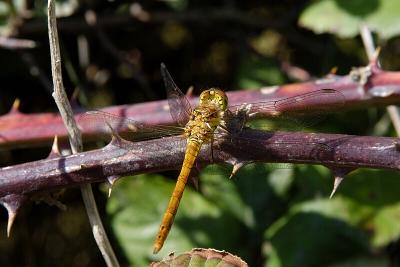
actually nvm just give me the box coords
[360,25,400,136]
[0,129,398,198]
[1,62,400,148]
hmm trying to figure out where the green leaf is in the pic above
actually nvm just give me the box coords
[164,0,188,11]
[200,164,249,226]
[268,168,294,198]
[107,174,241,266]
[202,163,290,229]
[264,197,370,267]
[201,163,292,263]
[151,248,248,267]
[291,165,333,200]
[299,0,400,39]
[339,169,400,207]
[370,203,400,247]
[237,55,285,89]
[0,2,11,35]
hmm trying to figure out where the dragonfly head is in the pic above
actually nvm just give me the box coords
[199,89,228,111]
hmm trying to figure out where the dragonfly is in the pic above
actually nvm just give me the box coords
[78,63,345,254]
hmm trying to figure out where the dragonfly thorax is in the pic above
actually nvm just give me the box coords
[184,92,227,144]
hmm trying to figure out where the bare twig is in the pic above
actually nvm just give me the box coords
[360,24,400,135]
[47,1,119,266]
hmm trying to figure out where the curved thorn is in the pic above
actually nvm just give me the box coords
[328,167,354,198]
[185,86,194,97]
[106,175,120,185]
[371,47,381,68]
[329,66,338,75]
[330,176,344,199]
[0,194,28,237]
[10,98,21,114]
[48,136,61,158]
[106,175,120,197]
[230,162,245,179]
[106,122,127,147]
[7,211,17,237]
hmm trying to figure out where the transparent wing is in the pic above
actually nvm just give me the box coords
[76,110,184,142]
[161,63,192,127]
[226,89,345,131]
[203,88,345,171]
[202,132,337,174]
[76,89,344,170]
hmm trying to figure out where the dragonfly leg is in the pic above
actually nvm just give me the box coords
[235,103,253,130]
[222,104,253,135]
[210,135,215,163]
[219,123,230,132]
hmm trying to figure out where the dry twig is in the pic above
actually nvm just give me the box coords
[47,1,119,266]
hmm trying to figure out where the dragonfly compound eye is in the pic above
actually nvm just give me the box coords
[200,89,228,111]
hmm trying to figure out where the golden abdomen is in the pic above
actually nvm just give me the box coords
[153,140,201,254]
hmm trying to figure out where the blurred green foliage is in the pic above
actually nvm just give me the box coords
[0,0,400,267]
[300,0,400,39]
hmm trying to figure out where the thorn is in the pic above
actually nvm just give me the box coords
[48,136,61,158]
[327,167,355,198]
[186,86,194,98]
[230,162,244,179]
[106,175,120,197]
[105,121,126,147]
[106,131,132,153]
[0,194,28,237]
[10,98,21,114]
[7,211,17,237]
[108,132,125,147]
[329,176,344,199]
[329,66,338,75]
[107,175,120,198]
[371,47,381,68]
[107,175,120,185]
